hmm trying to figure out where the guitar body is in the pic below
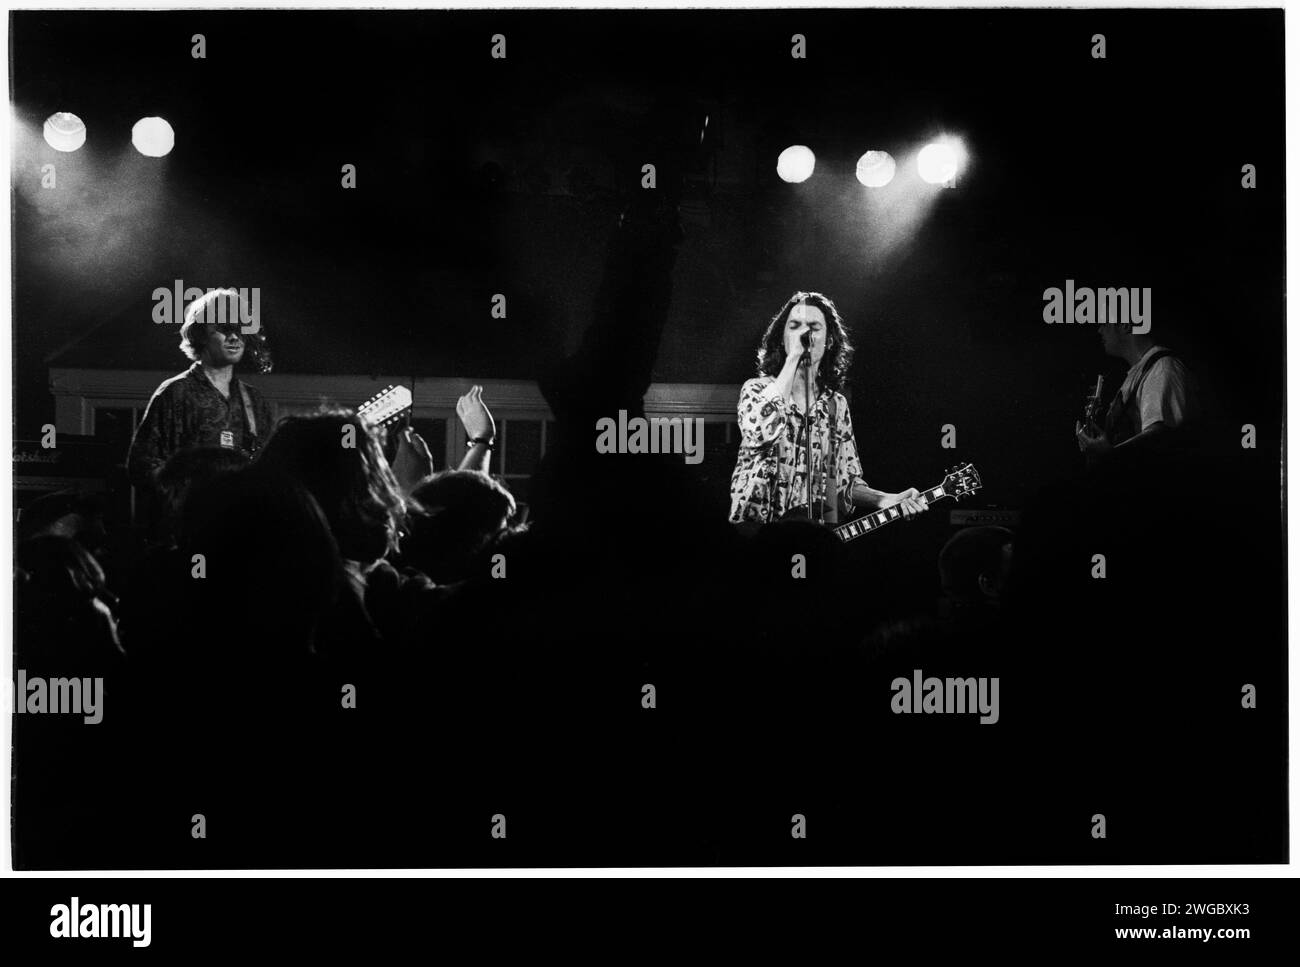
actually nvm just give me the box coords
[733,506,828,538]
[734,464,983,544]
[776,500,838,525]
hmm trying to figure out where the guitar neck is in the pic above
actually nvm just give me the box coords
[831,483,950,543]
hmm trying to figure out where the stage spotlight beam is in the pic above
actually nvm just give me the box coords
[856,150,896,188]
[917,138,967,186]
[776,145,815,183]
[132,116,175,157]
[43,112,86,152]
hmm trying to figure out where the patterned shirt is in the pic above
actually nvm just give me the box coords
[127,363,275,490]
[728,375,866,524]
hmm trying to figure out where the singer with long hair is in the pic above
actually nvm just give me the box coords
[727,291,926,525]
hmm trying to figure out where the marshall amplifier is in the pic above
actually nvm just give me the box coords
[13,436,114,514]
[948,508,1020,528]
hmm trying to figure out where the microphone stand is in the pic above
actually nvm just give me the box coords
[802,350,815,521]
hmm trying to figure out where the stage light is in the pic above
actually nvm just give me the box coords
[918,138,967,185]
[43,112,86,152]
[776,145,815,183]
[855,150,896,188]
[131,116,175,157]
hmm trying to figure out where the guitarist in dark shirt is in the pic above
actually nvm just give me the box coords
[128,288,275,495]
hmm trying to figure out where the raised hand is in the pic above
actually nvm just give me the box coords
[457,385,495,443]
[391,427,434,495]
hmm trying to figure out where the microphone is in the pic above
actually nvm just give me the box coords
[797,331,812,366]
[790,330,811,363]
[246,333,274,373]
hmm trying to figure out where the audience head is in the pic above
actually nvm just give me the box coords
[255,408,406,565]
[18,490,108,561]
[403,470,517,582]
[180,466,346,657]
[938,525,1014,609]
[15,534,121,659]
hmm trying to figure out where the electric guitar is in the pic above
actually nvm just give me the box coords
[1080,374,1105,434]
[807,463,983,544]
[1076,375,1110,467]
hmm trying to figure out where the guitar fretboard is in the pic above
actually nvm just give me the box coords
[831,484,948,543]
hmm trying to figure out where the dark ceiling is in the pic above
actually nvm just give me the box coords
[11,8,1285,498]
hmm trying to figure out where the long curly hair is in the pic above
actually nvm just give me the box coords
[255,408,408,564]
[755,291,854,394]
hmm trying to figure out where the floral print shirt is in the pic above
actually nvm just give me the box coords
[728,375,865,524]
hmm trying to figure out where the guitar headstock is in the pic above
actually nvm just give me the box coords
[357,385,413,428]
[941,462,982,500]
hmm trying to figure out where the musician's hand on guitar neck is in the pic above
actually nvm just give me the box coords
[1075,420,1112,457]
[392,428,434,496]
[881,487,928,520]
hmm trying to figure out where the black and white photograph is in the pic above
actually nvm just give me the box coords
[3,0,1291,902]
